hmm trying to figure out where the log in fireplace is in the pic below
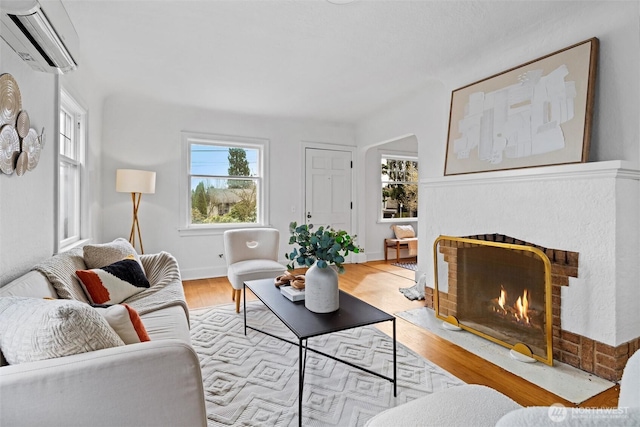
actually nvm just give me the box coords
[433,235,553,365]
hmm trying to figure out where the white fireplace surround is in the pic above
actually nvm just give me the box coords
[420,160,640,348]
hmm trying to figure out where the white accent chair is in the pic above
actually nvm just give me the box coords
[365,349,640,426]
[223,228,284,313]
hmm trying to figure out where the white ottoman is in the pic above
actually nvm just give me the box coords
[365,384,522,427]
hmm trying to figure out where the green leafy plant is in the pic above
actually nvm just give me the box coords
[285,221,363,274]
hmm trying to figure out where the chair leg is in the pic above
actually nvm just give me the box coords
[384,239,388,261]
[231,287,236,301]
[396,241,401,263]
[234,289,241,313]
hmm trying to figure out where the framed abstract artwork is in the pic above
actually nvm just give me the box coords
[444,38,598,176]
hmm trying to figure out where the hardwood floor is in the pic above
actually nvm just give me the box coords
[182,260,620,408]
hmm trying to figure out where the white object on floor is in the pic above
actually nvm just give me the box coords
[396,307,615,404]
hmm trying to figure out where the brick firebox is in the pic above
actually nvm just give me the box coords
[424,234,640,382]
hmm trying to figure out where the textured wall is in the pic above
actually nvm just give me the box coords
[422,162,640,347]
[0,42,56,284]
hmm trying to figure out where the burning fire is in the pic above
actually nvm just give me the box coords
[498,286,507,314]
[515,290,530,324]
[493,286,531,325]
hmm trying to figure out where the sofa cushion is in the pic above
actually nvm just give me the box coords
[0,271,57,299]
[140,304,191,343]
[93,304,150,344]
[0,296,124,365]
[76,257,150,305]
[33,247,89,303]
[84,238,145,274]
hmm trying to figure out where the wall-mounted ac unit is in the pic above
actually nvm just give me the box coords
[1,0,78,74]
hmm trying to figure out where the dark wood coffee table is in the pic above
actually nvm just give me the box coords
[243,278,397,427]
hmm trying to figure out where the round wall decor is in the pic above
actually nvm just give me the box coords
[0,74,22,127]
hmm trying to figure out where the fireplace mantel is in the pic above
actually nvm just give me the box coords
[420,160,640,350]
[421,160,638,186]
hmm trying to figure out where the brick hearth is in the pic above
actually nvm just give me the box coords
[424,233,639,381]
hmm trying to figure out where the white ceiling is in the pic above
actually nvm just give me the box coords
[62,0,599,123]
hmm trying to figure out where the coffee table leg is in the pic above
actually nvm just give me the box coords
[243,285,247,336]
[299,338,303,427]
[393,317,397,397]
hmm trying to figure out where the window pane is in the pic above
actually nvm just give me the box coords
[59,110,75,159]
[59,161,79,240]
[190,177,257,224]
[381,156,418,219]
[59,111,65,155]
[381,183,418,219]
[190,144,258,177]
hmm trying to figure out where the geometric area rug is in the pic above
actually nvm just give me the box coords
[190,301,464,426]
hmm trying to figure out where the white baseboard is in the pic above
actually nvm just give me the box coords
[180,266,227,281]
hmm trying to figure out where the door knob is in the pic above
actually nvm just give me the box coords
[307,212,312,219]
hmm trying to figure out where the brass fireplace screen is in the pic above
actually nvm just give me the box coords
[433,236,553,365]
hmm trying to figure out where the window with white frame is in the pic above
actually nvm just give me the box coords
[57,89,86,250]
[182,132,266,228]
[381,155,418,220]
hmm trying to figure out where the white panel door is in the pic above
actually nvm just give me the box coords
[305,148,352,233]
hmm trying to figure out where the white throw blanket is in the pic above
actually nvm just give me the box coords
[407,238,418,256]
[35,250,188,321]
[122,251,189,320]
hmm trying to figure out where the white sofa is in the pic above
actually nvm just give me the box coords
[0,246,207,427]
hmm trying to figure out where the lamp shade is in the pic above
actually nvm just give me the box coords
[116,169,156,194]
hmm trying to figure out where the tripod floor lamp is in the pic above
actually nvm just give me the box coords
[116,169,156,254]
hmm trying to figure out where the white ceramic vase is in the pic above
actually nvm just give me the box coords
[304,263,339,313]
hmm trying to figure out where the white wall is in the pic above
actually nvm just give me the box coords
[355,3,640,346]
[1,38,105,286]
[356,81,448,277]
[100,94,355,280]
[0,42,56,284]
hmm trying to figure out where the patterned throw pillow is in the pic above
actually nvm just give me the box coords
[83,238,145,274]
[76,257,150,305]
[0,297,124,365]
[92,304,150,344]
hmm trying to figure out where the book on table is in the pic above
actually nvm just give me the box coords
[280,285,305,301]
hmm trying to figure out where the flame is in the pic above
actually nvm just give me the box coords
[515,289,530,324]
[495,286,531,325]
[498,286,507,314]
